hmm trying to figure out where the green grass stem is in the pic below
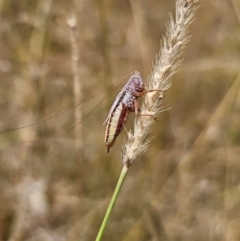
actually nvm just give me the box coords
[95,165,128,241]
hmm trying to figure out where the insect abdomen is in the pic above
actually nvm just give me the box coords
[105,91,132,152]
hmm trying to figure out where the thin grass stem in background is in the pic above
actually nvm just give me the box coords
[95,0,199,240]
[67,14,83,151]
[231,0,240,23]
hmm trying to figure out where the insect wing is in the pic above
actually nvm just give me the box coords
[103,89,125,125]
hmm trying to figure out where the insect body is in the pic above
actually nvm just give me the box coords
[104,71,159,152]
[2,71,158,153]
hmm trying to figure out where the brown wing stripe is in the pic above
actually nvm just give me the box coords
[105,91,129,149]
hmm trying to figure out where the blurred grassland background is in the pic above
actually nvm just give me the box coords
[0,0,240,240]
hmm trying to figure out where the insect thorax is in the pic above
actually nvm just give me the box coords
[125,73,145,95]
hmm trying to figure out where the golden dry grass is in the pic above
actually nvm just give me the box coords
[0,0,239,240]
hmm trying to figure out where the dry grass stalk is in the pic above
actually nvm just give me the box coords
[122,0,199,166]
[67,14,83,151]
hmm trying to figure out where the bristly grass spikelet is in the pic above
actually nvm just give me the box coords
[122,0,199,167]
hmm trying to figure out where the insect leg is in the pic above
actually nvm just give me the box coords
[134,89,165,98]
[134,99,157,120]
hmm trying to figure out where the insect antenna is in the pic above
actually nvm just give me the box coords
[56,74,128,136]
[0,73,132,135]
